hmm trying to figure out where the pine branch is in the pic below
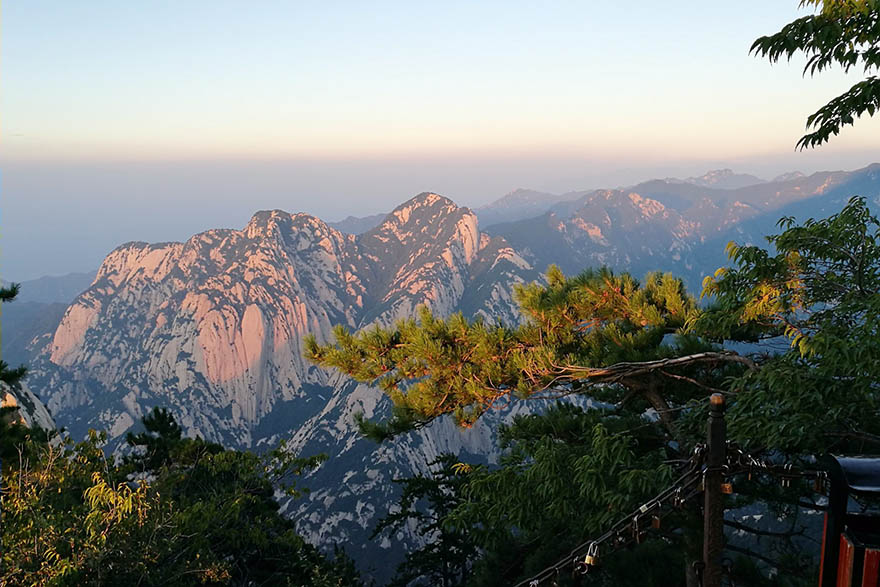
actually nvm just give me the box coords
[550,351,758,383]
[0,283,20,302]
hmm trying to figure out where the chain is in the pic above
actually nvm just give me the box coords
[515,442,832,587]
[516,444,707,587]
[725,443,828,489]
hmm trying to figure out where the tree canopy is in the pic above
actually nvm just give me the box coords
[751,0,880,149]
[2,408,362,586]
[371,454,477,587]
[698,196,880,455]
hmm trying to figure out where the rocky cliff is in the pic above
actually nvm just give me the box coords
[1,381,56,432]
[32,193,531,443]
[23,193,534,581]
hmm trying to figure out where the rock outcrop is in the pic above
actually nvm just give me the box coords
[1,381,56,432]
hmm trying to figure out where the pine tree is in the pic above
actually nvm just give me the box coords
[0,283,27,388]
[306,268,750,443]
[372,454,477,587]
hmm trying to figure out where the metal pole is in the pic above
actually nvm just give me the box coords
[703,393,726,587]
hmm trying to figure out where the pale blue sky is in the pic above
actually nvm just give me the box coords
[3,1,880,279]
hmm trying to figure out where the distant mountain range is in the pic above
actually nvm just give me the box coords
[668,168,767,190]
[325,167,817,234]
[473,188,585,227]
[486,166,879,290]
[7,164,880,582]
[327,212,389,235]
[2,271,96,304]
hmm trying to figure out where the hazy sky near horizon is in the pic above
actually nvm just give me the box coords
[3,1,880,280]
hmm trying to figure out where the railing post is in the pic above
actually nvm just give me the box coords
[703,393,726,587]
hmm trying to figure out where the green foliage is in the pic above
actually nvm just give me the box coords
[124,406,184,470]
[122,407,350,586]
[751,0,880,149]
[2,431,169,586]
[1,282,28,388]
[307,267,729,441]
[700,196,880,455]
[0,282,20,301]
[2,408,362,586]
[448,404,681,586]
[0,361,27,389]
[372,454,477,587]
[0,404,52,468]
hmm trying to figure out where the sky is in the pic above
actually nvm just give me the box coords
[3,1,880,280]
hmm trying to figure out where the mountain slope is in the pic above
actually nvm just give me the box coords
[4,271,98,304]
[32,193,530,444]
[328,213,387,235]
[1,272,98,372]
[22,193,532,582]
[1,381,56,432]
[1,301,69,369]
[475,188,576,227]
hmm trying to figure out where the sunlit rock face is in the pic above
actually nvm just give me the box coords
[33,193,533,447]
[1,381,55,432]
[23,193,534,582]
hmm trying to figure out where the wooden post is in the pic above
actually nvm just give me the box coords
[703,393,726,587]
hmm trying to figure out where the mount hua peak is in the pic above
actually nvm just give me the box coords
[24,192,540,581]
[34,192,532,446]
